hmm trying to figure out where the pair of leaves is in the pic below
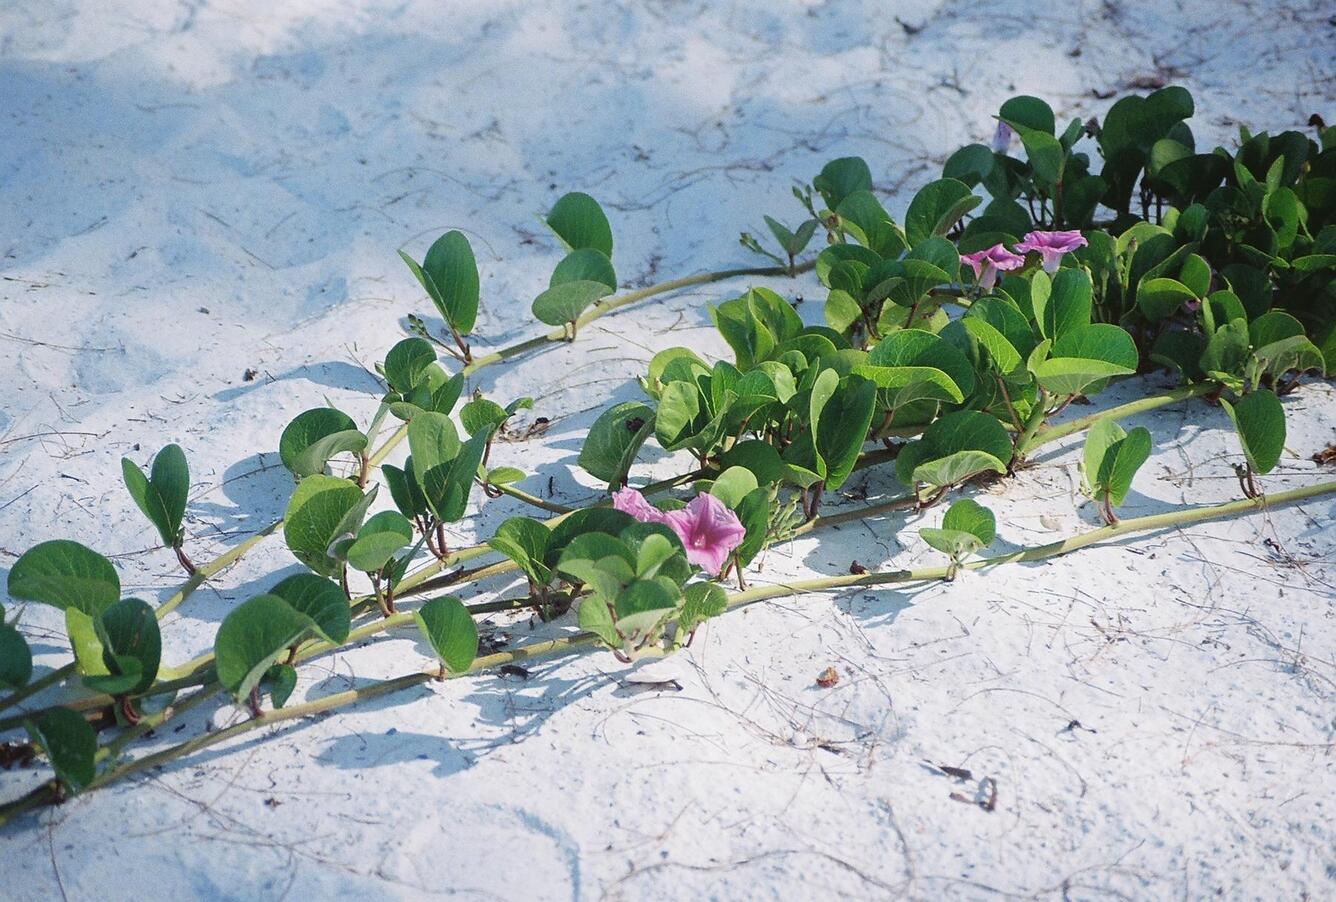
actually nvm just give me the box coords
[920,498,996,561]
[1030,324,1139,398]
[383,338,466,421]
[533,193,616,326]
[283,476,377,577]
[407,412,492,523]
[400,231,480,336]
[214,574,350,702]
[1081,418,1153,509]
[121,444,189,549]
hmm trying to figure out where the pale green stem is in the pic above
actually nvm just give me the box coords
[6,479,1330,825]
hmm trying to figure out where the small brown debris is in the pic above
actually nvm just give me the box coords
[243,368,259,382]
[499,664,531,681]
[937,763,973,781]
[1311,443,1336,466]
[848,561,868,575]
[0,742,37,770]
[816,666,840,688]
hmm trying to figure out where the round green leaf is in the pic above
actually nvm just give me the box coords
[269,573,351,644]
[26,707,96,792]
[999,95,1055,135]
[532,279,612,327]
[579,401,656,486]
[546,192,613,257]
[8,540,119,617]
[941,498,995,545]
[283,475,373,577]
[280,408,363,477]
[0,621,33,689]
[550,248,617,291]
[346,511,415,574]
[215,594,315,701]
[92,598,161,695]
[384,338,438,395]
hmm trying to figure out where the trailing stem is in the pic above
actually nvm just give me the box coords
[5,479,1331,824]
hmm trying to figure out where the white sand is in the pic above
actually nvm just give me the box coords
[2,1,1334,898]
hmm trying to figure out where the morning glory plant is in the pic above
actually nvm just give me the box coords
[0,85,1332,827]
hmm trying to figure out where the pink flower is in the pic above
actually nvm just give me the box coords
[613,488,746,576]
[991,121,1014,154]
[960,243,1026,292]
[612,487,672,525]
[664,494,747,576]
[1014,230,1088,273]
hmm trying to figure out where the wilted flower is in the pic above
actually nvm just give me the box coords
[613,488,745,576]
[1015,230,1088,273]
[960,243,1026,292]
[991,121,1014,154]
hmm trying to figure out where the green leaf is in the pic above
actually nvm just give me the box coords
[346,511,415,573]
[26,708,96,792]
[1098,426,1152,506]
[88,598,160,695]
[283,475,373,577]
[580,401,656,487]
[1032,357,1136,398]
[867,329,976,396]
[943,143,995,187]
[1222,389,1286,475]
[459,398,509,437]
[898,410,1011,490]
[546,192,613,257]
[1034,269,1093,341]
[941,498,996,545]
[414,595,478,673]
[999,95,1055,135]
[279,408,365,478]
[0,621,33,689]
[421,231,481,334]
[836,190,906,257]
[1019,131,1065,188]
[814,376,878,490]
[813,157,872,209]
[266,664,298,709]
[911,450,1008,492]
[215,594,315,701]
[1248,311,1305,349]
[383,461,429,520]
[904,179,981,246]
[679,581,728,635]
[1246,335,1326,386]
[550,248,617,291]
[8,540,119,617]
[1051,323,1139,369]
[1138,277,1197,321]
[384,338,438,395]
[488,517,553,587]
[1081,417,1125,497]
[919,527,983,561]
[532,279,612,326]
[709,466,760,509]
[121,444,189,548]
[269,573,351,644]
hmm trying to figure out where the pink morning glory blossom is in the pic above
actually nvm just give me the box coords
[613,488,746,576]
[960,243,1026,292]
[1014,230,1088,273]
[612,486,672,525]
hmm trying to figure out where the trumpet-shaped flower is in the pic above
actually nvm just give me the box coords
[1015,230,1088,273]
[960,243,1026,292]
[612,486,672,525]
[991,121,1014,154]
[613,488,746,576]
[665,494,747,576]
